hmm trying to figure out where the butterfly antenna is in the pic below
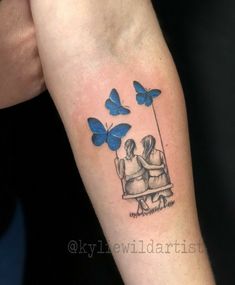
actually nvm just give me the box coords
[110,123,113,130]
[106,122,113,131]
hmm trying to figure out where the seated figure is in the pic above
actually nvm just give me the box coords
[115,139,163,215]
[141,135,173,207]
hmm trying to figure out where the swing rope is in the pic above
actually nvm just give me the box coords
[152,104,171,183]
[115,150,126,195]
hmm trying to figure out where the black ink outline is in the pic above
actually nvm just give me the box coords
[87,82,174,218]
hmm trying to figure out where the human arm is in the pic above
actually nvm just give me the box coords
[30,1,215,284]
[0,0,45,109]
[137,155,164,170]
[114,157,125,180]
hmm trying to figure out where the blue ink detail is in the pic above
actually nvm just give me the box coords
[88,118,131,151]
[133,81,161,107]
[105,89,130,115]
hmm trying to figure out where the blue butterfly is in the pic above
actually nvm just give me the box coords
[87,118,131,151]
[133,81,161,106]
[105,89,130,115]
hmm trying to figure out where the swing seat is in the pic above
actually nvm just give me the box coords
[122,184,173,200]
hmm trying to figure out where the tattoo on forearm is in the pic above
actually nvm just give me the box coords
[88,81,174,218]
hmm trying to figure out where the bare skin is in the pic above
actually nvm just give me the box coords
[0,0,216,284]
[30,1,216,284]
[0,0,45,109]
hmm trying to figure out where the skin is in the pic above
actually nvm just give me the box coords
[0,0,45,109]
[29,1,216,284]
[2,0,216,284]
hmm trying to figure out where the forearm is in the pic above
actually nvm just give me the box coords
[30,1,215,284]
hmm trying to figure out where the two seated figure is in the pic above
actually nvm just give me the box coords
[115,135,173,215]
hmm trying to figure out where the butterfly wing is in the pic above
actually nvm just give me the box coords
[106,135,122,151]
[136,93,146,105]
[109,123,131,138]
[134,81,148,105]
[118,106,130,114]
[109,89,121,105]
[91,133,107,146]
[106,89,130,115]
[144,89,161,106]
[133,81,146,94]
[87,118,107,146]
[107,124,131,151]
[144,94,153,106]
[148,89,161,98]
[88,117,106,133]
[105,99,120,115]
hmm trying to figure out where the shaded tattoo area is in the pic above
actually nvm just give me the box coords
[115,136,174,217]
[87,81,174,218]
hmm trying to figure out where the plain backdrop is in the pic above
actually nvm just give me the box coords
[0,0,235,284]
